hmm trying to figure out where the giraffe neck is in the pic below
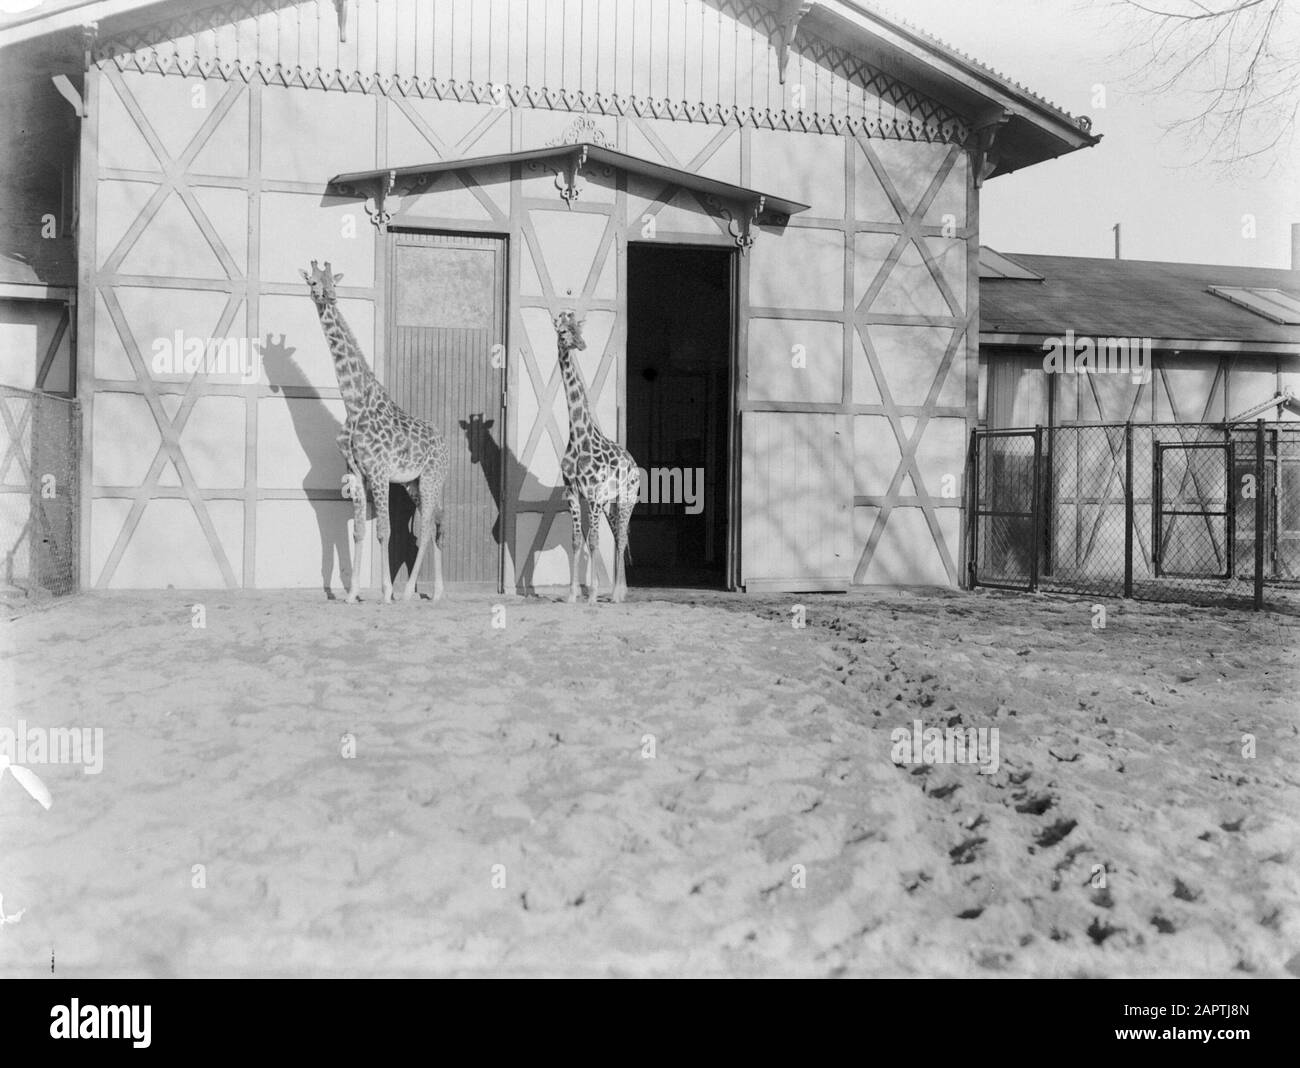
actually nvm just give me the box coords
[558,341,593,441]
[318,300,375,412]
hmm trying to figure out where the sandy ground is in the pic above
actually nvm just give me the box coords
[0,585,1296,978]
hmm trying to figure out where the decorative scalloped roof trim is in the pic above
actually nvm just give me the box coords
[712,0,968,135]
[845,0,1091,131]
[94,50,973,145]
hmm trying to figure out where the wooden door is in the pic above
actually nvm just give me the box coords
[388,231,506,589]
[741,411,853,592]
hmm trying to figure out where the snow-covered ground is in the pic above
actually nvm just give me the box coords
[0,588,1295,977]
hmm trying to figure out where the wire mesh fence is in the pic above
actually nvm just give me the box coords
[0,385,81,602]
[967,421,1300,611]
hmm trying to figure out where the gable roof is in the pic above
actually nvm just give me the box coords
[980,250,1300,350]
[1,0,1098,175]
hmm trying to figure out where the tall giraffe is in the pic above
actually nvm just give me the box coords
[554,310,639,603]
[300,260,449,603]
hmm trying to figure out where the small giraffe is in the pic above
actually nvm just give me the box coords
[554,310,639,603]
[301,260,449,603]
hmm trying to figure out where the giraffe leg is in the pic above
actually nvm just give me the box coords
[338,432,364,601]
[338,429,364,504]
[565,486,583,603]
[372,480,393,603]
[611,497,633,604]
[405,473,443,602]
[345,476,368,604]
[429,481,446,603]
[618,467,639,603]
[586,498,602,605]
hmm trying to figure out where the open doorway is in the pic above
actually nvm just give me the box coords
[625,243,733,588]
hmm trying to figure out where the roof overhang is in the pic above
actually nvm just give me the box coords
[980,332,1300,357]
[0,0,220,44]
[331,143,810,242]
[3,0,1100,180]
[0,0,231,82]
[808,1,1101,179]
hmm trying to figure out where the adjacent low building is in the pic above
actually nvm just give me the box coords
[975,247,1300,592]
[978,248,1300,430]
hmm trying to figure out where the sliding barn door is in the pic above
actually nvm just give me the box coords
[388,231,506,589]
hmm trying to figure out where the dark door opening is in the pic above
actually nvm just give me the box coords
[626,243,733,588]
[387,231,507,592]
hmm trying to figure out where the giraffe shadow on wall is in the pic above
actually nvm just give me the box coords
[458,413,506,545]
[514,494,618,599]
[457,411,549,593]
[513,494,609,599]
[457,413,604,598]
[260,333,359,599]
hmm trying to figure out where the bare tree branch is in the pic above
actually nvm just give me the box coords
[1108,0,1299,169]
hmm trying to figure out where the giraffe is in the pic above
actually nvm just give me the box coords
[300,260,449,603]
[553,310,640,604]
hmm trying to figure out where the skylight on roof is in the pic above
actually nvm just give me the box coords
[978,247,1044,281]
[1208,285,1300,325]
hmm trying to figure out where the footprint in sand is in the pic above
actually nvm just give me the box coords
[949,837,986,865]
[1034,819,1078,848]
[1014,793,1054,815]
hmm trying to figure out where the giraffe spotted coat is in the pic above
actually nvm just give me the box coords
[554,310,639,604]
[302,260,449,603]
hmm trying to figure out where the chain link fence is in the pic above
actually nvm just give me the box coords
[0,385,81,602]
[968,421,1300,611]
[967,427,1041,592]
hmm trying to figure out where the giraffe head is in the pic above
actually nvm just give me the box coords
[553,310,586,355]
[300,260,344,309]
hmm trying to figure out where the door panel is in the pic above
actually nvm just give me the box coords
[741,411,852,591]
[389,232,506,588]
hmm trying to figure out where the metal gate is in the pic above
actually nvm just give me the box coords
[968,427,1041,591]
[1276,431,1300,579]
[1257,427,1300,580]
[1153,441,1232,579]
[967,421,1300,611]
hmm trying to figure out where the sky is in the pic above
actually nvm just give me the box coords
[894,0,1300,268]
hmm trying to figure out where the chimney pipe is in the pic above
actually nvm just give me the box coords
[1113,222,1121,260]
[1292,222,1299,271]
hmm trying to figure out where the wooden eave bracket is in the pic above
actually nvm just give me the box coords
[707,193,767,253]
[522,144,592,207]
[51,74,85,118]
[773,1,813,85]
[537,144,611,208]
[51,22,95,119]
[361,169,397,231]
[972,109,1012,188]
[557,144,588,207]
